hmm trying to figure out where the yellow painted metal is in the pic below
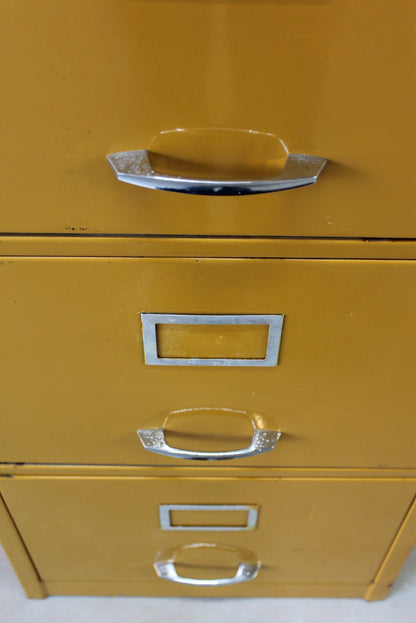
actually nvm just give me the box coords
[365,494,416,601]
[2,237,416,260]
[41,579,369,599]
[0,235,416,260]
[148,128,289,181]
[1,0,416,601]
[0,257,415,469]
[2,463,416,481]
[1,474,415,597]
[168,508,250,529]
[1,1,416,237]
[0,494,46,598]
[156,323,270,359]
[164,409,264,454]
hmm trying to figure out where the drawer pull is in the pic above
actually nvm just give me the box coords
[107,150,326,196]
[154,544,260,586]
[137,424,280,461]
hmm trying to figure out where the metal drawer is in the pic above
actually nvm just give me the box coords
[1,473,415,598]
[1,0,416,237]
[0,256,415,468]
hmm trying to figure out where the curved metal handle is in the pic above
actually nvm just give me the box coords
[154,544,260,586]
[137,426,281,461]
[107,150,326,196]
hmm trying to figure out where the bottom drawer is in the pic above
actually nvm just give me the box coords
[1,474,416,599]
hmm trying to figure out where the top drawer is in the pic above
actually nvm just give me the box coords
[1,0,416,237]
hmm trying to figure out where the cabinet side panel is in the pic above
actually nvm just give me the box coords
[0,488,46,599]
[365,495,416,601]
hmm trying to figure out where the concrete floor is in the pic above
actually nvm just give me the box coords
[1,544,415,623]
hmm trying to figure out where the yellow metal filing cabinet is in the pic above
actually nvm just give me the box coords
[1,0,416,600]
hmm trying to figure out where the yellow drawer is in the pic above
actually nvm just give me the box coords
[1,474,415,598]
[1,257,415,468]
[1,0,415,237]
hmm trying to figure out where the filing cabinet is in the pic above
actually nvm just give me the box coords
[1,0,416,602]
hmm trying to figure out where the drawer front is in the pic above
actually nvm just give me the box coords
[0,257,415,468]
[1,475,415,596]
[1,0,416,237]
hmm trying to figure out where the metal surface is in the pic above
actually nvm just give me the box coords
[159,504,259,531]
[2,0,416,603]
[141,313,284,367]
[3,1,416,236]
[3,475,416,597]
[107,150,326,196]
[1,258,416,468]
[137,426,280,461]
[154,543,260,586]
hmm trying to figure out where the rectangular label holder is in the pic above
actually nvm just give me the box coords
[141,313,284,367]
[159,504,259,531]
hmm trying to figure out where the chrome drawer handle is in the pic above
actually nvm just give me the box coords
[107,150,326,196]
[154,544,260,586]
[137,426,281,461]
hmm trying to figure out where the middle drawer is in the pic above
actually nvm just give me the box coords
[0,257,415,468]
